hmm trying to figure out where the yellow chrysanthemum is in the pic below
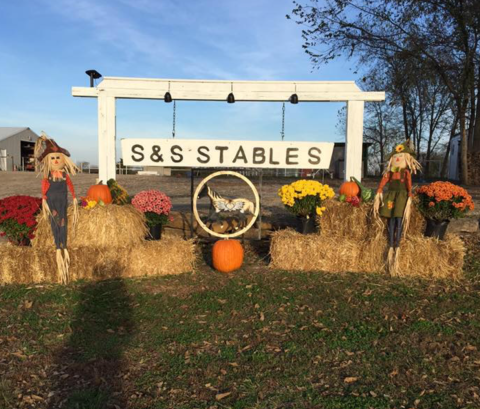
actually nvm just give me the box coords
[278,180,334,213]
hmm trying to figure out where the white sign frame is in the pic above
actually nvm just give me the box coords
[72,77,385,181]
[121,138,334,169]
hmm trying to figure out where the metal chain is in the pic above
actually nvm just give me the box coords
[281,102,285,141]
[172,100,176,138]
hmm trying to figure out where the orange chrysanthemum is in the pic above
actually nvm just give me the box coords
[416,181,474,220]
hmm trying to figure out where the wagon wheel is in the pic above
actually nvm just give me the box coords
[193,170,260,239]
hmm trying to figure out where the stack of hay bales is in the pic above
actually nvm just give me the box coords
[0,205,196,285]
[270,200,465,279]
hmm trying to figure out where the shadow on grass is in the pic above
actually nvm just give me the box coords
[49,266,134,409]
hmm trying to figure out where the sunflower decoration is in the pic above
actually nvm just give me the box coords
[395,144,405,153]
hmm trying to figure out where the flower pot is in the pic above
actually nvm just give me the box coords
[424,219,450,240]
[298,216,318,234]
[147,224,162,240]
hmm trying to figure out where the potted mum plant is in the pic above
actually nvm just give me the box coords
[278,180,335,234]
[415,181,474,239]
[131,190,172,240]
[0,195,42,246]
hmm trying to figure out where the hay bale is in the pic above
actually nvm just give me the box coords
[270,229,385,273]
[319,201,383,241]
[319,200,425,240]
[126,239,197,277]
[396,235,464,279]
[0,238,196,285]
[270,229,464,279]
[32,204,147,249]
[0,243,56,284]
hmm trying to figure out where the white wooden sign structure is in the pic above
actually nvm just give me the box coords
[72,77,385,181]
[121,138,334,169]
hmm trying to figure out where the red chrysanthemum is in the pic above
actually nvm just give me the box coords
[0,195,42,245]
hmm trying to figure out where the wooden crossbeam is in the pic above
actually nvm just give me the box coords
[72,77,385,102]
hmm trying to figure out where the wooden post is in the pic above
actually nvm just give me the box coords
[345,100,365,181]
[98,94,117,182]
[190,169,195,239]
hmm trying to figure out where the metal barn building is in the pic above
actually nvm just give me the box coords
[0,128,39,171]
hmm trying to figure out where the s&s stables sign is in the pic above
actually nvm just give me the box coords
[121,139,334,169]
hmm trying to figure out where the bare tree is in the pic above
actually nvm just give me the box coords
[289,0,480,184]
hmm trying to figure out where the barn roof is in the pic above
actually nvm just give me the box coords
[0,127,29,142]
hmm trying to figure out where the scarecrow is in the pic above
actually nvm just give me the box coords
[374,140,421,274]
[35,132,79,283]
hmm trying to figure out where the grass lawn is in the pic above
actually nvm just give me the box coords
[1,237,480,409]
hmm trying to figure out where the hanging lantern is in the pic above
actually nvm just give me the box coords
[164,81,172,103]
[227,82,235,103]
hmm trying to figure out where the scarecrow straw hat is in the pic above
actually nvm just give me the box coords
[386,140,416,160]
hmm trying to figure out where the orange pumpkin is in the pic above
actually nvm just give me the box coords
[212,239,244,273]
[339,180,360,198]
[87,181,113,205]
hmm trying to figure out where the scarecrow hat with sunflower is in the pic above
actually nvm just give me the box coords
[386,139,416,160]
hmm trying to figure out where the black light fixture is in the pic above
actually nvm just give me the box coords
[85,70,102,87]
[227,82,235,103]
[289,82,299,104]
[164,81,172,103]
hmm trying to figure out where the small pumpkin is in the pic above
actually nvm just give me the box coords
[212,239,244,273]
[339,180,360,198]
[87,181,113,205]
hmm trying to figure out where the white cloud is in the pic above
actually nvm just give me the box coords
[40,0,307,80]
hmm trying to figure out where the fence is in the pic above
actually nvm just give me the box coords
[72,164,336,182]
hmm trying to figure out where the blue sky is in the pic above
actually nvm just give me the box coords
[0,0,359,165]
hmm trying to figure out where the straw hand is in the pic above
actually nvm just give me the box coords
[72,198,79,227]
[373,193,383,218]
[42,199,52,220]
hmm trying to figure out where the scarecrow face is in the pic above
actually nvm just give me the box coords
[391,153,407,169]
[47,153,66,171]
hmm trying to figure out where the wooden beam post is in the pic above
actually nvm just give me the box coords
[345,100,365,181]
[98,94,117,182]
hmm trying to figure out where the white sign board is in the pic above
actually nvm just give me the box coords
[121,139,334,169]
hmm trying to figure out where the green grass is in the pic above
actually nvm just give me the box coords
[1,244,480,408]
[63,389,110,409]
